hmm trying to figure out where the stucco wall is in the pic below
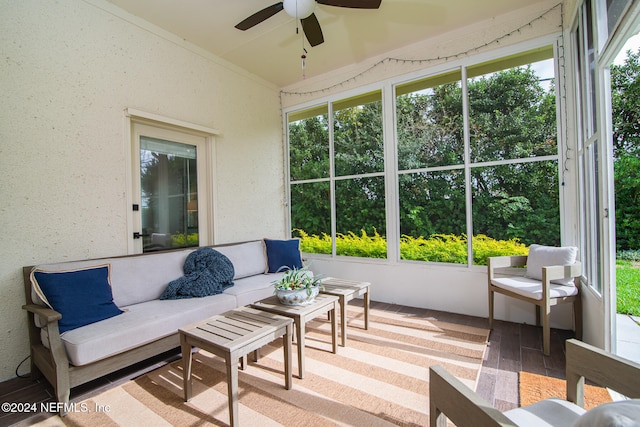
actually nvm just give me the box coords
[0,0,284,381]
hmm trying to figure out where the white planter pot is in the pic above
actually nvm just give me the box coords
[274,285,320,306]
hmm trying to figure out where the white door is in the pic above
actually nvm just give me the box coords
[130,121,212,254]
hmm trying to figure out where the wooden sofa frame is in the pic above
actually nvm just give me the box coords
[20,240,264,414]
[429,338,640,427]
[22,265,181,414]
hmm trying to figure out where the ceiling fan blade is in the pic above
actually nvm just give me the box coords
[301,13,324,47]
[316,0,382,8]
[235,2,284,30]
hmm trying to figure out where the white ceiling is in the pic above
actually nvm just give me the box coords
[105,0,549,88]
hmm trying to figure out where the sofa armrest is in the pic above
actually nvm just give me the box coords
[566,339,640,406]
[23,303,62,323]
[22,303,70,380]
[429,365,516,427]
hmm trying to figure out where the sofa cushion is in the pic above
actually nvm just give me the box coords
[223,272,286,307]
[31,264,124,333]
[215,241,267,279]
[264,238,303,273]
[526,244,578,286]
[59,294,237,366]
[108,249,196,306]
[32,249,197,308]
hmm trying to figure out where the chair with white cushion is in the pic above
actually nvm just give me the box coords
[430,339,640,427]
[488,244,582,355]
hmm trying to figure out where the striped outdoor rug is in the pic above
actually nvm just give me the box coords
[43,307,489,426]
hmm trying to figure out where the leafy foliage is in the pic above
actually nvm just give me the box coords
[171,233,199,247]
[611,48,640,251]
[336,230,387,258]
[615,155,640,250]
[617,250,640,262]
[298,230,527,265]
[611,49,640,157]
[295,229,332,254]
[290,63,561,260]
[272,266,322,294]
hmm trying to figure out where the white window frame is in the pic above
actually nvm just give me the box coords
[285,37,565,267]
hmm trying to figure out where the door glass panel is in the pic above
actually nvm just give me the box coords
[582,143,603,293]
[140,136,199,252]
[605,0,631,37]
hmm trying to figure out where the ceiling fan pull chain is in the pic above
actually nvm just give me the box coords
[301,22,307,80]
[301,53,307,79]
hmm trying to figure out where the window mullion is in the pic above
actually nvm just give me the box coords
[462,66,473,267]
[382,82,399,262]
[328,102,337,257]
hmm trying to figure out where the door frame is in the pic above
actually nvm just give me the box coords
[569,0,640,352]
[124,108,219,254]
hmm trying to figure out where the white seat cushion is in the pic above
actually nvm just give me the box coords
[215,240,268,279]
[58,295,236,366]
[504,397,586,426]
[491,276,578,300]
[223,272,285,307]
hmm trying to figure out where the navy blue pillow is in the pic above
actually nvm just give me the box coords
[264,239,303,273]
[32,265,123,333]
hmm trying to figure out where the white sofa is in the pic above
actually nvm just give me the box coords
[22,240,293,413]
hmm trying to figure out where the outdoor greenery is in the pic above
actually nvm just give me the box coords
[616,260,640,316]
[611,48,640,252]
[611,48,640,317]
[290,48,639,315]
[290,61,561,262]
[171,233,199,247]
[297,229,527,265]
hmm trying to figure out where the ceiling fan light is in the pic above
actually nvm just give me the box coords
[283,0,316,19]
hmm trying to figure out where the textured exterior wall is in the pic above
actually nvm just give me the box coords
[0,0,284,381]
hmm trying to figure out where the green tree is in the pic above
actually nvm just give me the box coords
[611,49,640,157]
[611,48,640,251]
[288,114,331,237]
[289,64,561,254]
[397,67,559,246]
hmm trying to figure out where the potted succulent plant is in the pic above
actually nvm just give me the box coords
[273,266,323,306]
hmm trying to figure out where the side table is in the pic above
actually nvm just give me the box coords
[179,306,293,427]
[320,277,371,347]
[251,293,338,379]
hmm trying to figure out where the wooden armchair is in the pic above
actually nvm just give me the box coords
[488,245,582,355]
[430,339,640,427]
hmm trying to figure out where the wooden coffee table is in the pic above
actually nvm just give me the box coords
[179,306,293,427]
[251,293,338,379]
[320,277,371,347]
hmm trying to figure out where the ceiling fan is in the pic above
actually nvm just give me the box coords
[235,0,382,47]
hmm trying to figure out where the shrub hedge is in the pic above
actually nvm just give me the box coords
[295,229,528,265]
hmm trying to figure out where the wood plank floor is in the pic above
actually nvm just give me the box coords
[0,300,574,426]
